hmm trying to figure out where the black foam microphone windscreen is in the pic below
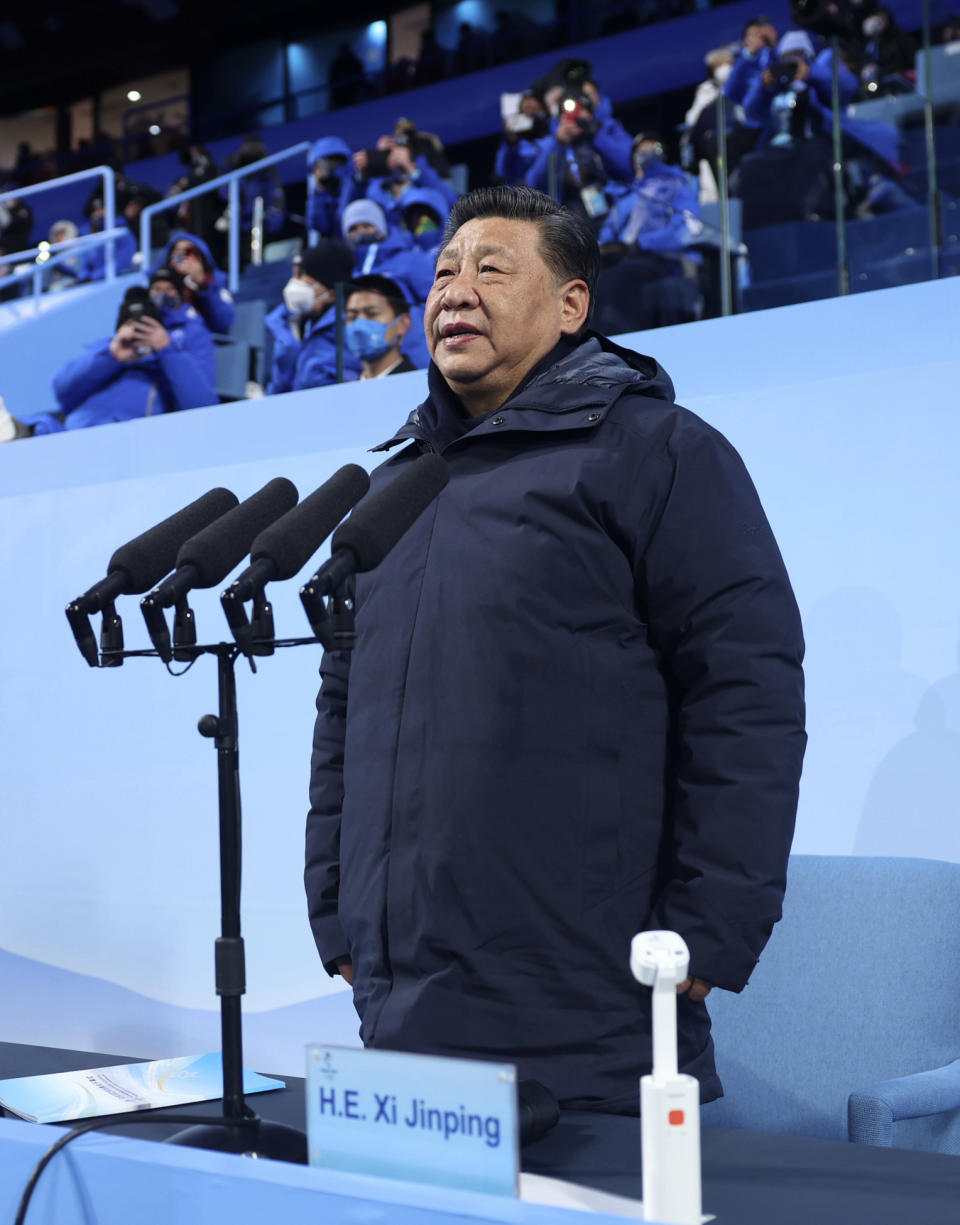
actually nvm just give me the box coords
[176,477,299,588]
[107,487,239,594]
[250,465,370,580]
[330,453,449,572]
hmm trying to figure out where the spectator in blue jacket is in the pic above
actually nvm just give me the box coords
[724,15,779,123]
[265,240,360,395]
[398,186,450,253]
[351,138,456,232]
[344,274,418,379]
[494,91,551,183]
[77,196,139,283]
[161,233,236,334]
[49,271,217,431]
[307,136,359,237]
[599,134,701,263]
[341,199,435,304]
[525,89,631,224]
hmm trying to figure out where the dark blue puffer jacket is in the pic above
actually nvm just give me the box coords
[306,333,806,1114]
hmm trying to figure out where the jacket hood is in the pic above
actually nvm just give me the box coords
[377,332,675,453]
[161,231,218,273]
[399,186,449,227]
[311,136,352,164]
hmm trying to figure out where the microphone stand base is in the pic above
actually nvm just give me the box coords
[164,1116,308,1164]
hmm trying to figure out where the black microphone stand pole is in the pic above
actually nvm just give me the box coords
[164,640,307,1162]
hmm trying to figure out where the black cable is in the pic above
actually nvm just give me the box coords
[14,1111,258,1225]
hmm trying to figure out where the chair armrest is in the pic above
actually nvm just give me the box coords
[848,1057,960,1146]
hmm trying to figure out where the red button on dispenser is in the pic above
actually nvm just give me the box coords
[668,1110,685,1126]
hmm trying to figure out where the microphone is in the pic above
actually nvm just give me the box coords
[227,466,371,603]
[66,487,239,667]
[300,453,449,641]
[142,477,298,660]
[222,465,370,653]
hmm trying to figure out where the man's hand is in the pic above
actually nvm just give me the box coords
[336,958,354,986]
[172,251,206,286]
[676,977,713,1002]
[555,120,582,145]
[386,144,415,174]
[130,316,171,352]
[109,321,143,362]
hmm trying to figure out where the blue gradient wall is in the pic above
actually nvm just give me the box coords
[1,276,957,1073]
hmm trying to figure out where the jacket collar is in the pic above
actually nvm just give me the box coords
[372,332,676,453]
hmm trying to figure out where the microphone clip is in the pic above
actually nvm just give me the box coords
[221,583,276,660]
[299,579,355,652]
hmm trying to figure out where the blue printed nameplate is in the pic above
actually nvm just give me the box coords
[305,1044,518,1196]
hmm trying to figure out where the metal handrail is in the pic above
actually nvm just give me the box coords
[0,227,131,309]
[139,142,314,295]
[0,166,117,283]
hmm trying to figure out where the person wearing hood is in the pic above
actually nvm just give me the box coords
[307,137,362,238]
[265,239,360,395]
[305,186,806,1113]
[341,199,435,304]
[160,233,236,334]
[398,186,449,253]
[48,268,217,431]
[859,7,917,93]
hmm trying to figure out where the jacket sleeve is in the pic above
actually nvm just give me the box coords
[52,341,120,414]
[628,412,806,992]
[195,276,236,333]
[305,649,353,973]
[525,136,562,192]
[724,51,761,108]
[155,330,217,411]
[595,119,634,183]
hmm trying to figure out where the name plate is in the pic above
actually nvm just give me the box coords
[305,1044,518,1196]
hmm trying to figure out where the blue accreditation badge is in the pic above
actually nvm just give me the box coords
[305,1044,518,1196]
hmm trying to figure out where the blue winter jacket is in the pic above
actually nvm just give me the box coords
[159,232,236,334]
[307,137,360,237]
[724,45,776,123]
[51,302,217,429]
[78,222,139,282]
[265,303,361,394]
[600,162,702,262]
[350,230,435,305]
[306,333,806,1114]
[365,158,457,231]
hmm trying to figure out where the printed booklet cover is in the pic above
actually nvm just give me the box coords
[0,1054,284,1123]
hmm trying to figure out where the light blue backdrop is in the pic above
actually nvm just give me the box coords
[1,277,957,1073]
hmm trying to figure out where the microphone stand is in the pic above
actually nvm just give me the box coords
[101,635,312,1163]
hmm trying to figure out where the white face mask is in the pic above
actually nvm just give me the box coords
[283,278,316,317]
[863,14,886,38]
[713,62,733,85]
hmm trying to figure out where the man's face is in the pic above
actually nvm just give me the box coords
[345,290,408,347]
[149,278,182,311]
[297,268,333,314]
[425,216,587,402]
[348,221,382,245]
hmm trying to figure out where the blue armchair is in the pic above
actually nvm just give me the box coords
[701,855,960,1154]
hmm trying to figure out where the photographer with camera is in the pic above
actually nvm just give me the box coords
[307,136,361,239]
[524,88,631,226]
[48,270,216,431]
[350,129,455,232]
[157,232,235,334]
[495,90,551,184]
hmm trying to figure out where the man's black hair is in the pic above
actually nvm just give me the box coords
[346,273,410,318]
[742,12,774,35]
[440,186,598,329]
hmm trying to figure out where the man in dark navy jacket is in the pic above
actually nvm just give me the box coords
[306,185,806,1115]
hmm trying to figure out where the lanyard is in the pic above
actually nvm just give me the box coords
[361,242,379,275]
